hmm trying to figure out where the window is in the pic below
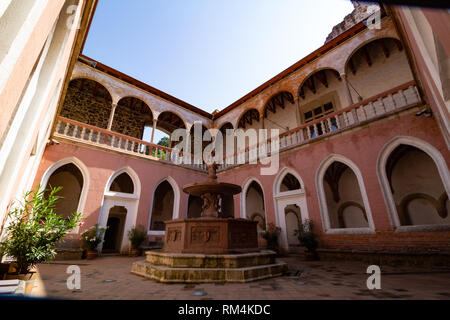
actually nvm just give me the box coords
[303,102,337,137]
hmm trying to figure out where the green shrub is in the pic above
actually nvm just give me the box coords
[128,225,147,249]
[295,219,318,252]
[0,186,83,274]
[262,223,281,250]
[81,224,107,250]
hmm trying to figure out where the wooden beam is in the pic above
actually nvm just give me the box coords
[380,39,390,58]
[362,47,372,67]
[299,87,305,100]
[305,77,316,94]
[349,58,356,75]
[316,71,328,88]
[284,92,294,104]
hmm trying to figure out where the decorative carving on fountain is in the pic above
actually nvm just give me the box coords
[200,192,221,218]
[206,161,218,181]
[161,159,258,254]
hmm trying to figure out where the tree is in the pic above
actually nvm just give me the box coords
[157,136,170,147]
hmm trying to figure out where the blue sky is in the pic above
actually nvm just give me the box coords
[83,0,354,113]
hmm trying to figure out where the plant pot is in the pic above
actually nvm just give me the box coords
[304,250,319,261]
[86,249,98,260]
[5,272,38,295]
[129,248,138,257]
[0,263,11,280]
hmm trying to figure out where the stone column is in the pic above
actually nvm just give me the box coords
[107,103,117,130]
[295,96,302,126]
[261,112,265,130]
[150,120,157,144]
[341,74,354,106]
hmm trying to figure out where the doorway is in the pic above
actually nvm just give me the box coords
[274,169,309,252]
[102,206,127,253]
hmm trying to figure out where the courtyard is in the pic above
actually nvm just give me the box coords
[29,256,450,300]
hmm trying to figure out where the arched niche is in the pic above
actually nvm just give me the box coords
[40,157,90,234]
[241,179,266,231]
[148,177,180,234]
[378,137,450,231]
[316,155,375,234]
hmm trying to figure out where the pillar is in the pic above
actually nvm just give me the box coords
[341,74,354,106]
[107,103,117,130]
[150,120,157,144]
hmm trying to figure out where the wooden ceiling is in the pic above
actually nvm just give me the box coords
[238,109,260,129]
[72,78,112,102]
[157,111,186,133]
[263,92,295,118]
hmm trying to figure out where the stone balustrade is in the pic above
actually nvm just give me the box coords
[218,81,421,171]
[54,81,421,173]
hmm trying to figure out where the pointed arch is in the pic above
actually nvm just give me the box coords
[148,176,181,234]
[240,177,266,231]
[316,154,375,234]
[105,166,141,198]
[98,166,141,253]
[273,167,305,197]
[40,157,90,234]
[272,167,309,251]
[377,136,450,231]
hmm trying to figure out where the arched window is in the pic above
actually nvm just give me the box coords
[322,161,369,229]
[150,181,175,231]
[280,173,301,192]
[386,145,449,226]
[109,172,134,194]
[44,163,83,219]
[245,181,266,230]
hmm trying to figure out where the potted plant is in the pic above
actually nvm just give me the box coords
[128,225,146,256]
[295,219,319,260]
[262,223,281,252]
[0,186,82,293]
[81,224,107,259]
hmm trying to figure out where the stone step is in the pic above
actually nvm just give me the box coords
[144,250,277,269]
[131,260,288,283]
[55,248,84,260]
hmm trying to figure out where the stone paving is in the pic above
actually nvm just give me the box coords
[29,255,450,300]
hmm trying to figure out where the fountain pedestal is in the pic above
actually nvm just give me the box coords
[163,218,258,254]
[131,163,287,283]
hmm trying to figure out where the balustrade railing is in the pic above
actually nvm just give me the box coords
[54,117,206,171]
[217,81,421,171]
[54,81,421,172]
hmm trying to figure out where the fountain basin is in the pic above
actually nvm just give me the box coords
[163,218,259,254]
[183,182,242,196]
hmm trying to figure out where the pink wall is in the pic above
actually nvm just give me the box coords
[33,109,450,251]
[33,142,207,240]
[218,110,450,250]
